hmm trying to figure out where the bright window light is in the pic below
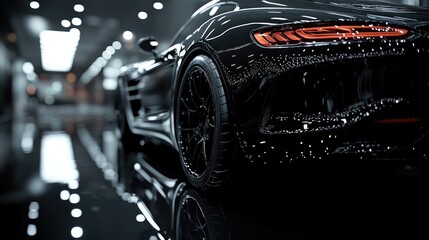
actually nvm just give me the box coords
[27,72,37,81]
[21,123,35,153]
[60,190,70,200]
[74,4,84,12]
[95,57,107,67]
[69,193,80,204]
[30,1,40,9]
[138,11,148,19]
[28,209,39,219]
[71,208,82,218]
[103,78,118,90]
[61,20,71,28]
[112,41,122,50]
[153,2,163,10]
[52,81,63,93]
[22,62,34,74]
[29,201,40,211]
[106,46,115,55]
[72,17,82,26]
[102,51,111,59]
[26,15,48,36]
[40,132,79,183]
[68,180,79,189]
[28,201,39,220]
[136,214,146,222]
[40,30,80,72]
[27,224,37,236]
[122,31,133,40]
[70,28,80,35]
[71,226,83,238]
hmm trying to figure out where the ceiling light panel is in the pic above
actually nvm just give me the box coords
[40,30,80,72]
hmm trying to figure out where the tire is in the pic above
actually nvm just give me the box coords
[176,54,235,191]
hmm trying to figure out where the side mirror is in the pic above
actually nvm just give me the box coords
[138,36,158,57]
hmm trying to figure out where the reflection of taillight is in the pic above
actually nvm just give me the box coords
[374,118,423,124]
[253,24,409,47]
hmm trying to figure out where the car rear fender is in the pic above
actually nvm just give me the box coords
[171,42,240,143]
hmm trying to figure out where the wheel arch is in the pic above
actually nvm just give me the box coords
[172,42,239,146]
[176,42,228,91]
[173,44,239,190]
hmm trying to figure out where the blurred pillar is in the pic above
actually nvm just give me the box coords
[0,42,12,116]
[11,59,28,118]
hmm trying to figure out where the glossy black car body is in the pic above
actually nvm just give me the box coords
[116,0,429,190]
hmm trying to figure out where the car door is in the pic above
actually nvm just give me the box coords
[138,47,177,120]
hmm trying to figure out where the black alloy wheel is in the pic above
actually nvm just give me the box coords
[176,189,230,239]
[176,55,235,191]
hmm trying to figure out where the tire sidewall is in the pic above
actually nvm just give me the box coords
[175,55,224,189]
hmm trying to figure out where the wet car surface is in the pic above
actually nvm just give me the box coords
[115,0,429,191]
[1,105,428,239]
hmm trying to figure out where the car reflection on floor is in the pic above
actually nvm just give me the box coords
[79,124,304,240]
[1,105,428,240]
[86,114,429,240]
[78,125,232,240]
[96,125,429,240]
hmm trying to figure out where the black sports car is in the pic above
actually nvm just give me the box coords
[116,0,429,190]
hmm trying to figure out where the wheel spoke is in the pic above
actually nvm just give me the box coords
[201,139,209,166]
[192,138,208,171]
[203,92,212,109]
[195,208,207,231]
[206,105,215,129]
[189,74,204,108]
[184,129,202,148]
[185,203,199,231]
[199,71,212,100]
[180,126,199,132]
[180,99,199,132]
[181,96,198,112]
[182,130,201,159]
[207,119,215,128]
[177,61,228,179]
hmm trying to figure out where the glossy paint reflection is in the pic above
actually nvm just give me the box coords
[113,143,231,240]
[114,134,428,239]
[1,105,428,239]
[77,120,231,239]
[1,106,148,240]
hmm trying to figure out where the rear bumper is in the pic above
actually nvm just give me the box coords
[238,54,429,163]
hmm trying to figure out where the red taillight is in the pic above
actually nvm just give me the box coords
[253,24,409,47]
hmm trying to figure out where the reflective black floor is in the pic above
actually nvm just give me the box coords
[1,105,428,240]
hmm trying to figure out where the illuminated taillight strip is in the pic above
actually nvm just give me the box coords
[253,31,276,46]
[295,25,408,40]
[253,24,409,47]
